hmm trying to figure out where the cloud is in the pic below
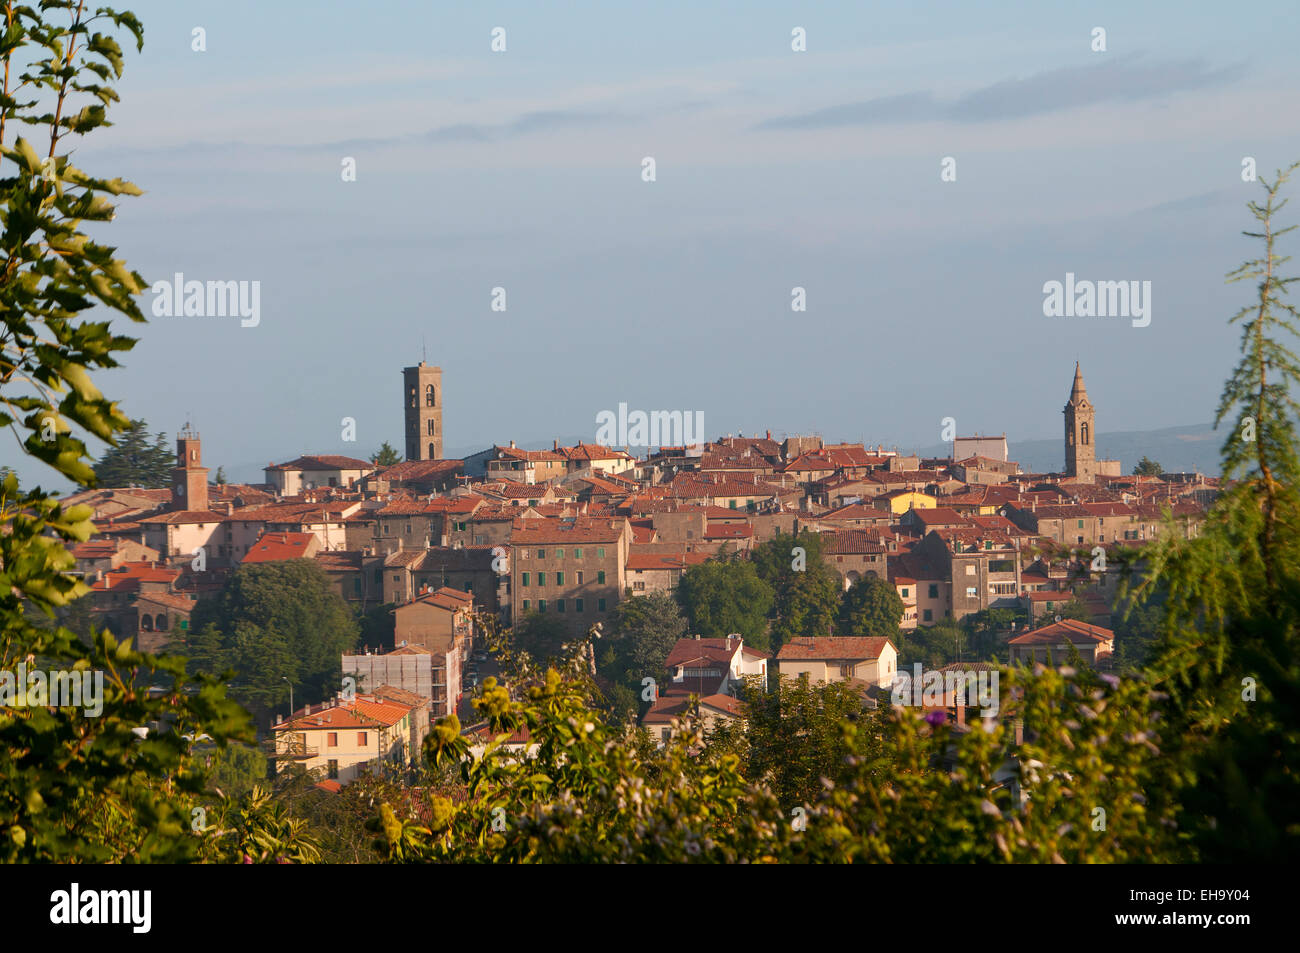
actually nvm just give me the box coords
[757,55,1244,130]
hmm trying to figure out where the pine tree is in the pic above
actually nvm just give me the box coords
[1126,160,1300,861]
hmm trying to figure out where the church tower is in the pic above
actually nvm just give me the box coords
[1064,362,1096,482]
[171,425,209,511]
[403,362,442,460]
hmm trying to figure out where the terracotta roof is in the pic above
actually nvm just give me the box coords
[136,509,229,525]
[1008,619,1114,645]
[267,454,374,471]
[510,518,624,545]
[819,530,888,555]
[664,636,743,669]
[241,531,317,563]
[276,694,413,731]
[776,636,895,661]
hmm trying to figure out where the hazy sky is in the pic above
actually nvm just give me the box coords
[7,0,1300,489]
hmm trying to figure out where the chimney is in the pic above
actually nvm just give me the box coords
[509,440,515,449]
[553,439,558,451]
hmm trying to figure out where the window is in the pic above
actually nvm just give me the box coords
[556,600,565,612]
[538,572,546,586]
[923,609,933,622]
[537,549,546,559]
[427,419,436,436]
[522,600,530,610]
[632,581,646,591]
[556,549,564,559]
[840,663,856,678]
[901,588,910,598]
[597,598,607,611]
[426,384,435,407]
[1077,520,1085,528]
[327,732,338,748]
[328,760,339,780]
[521,572,529,586]
[577,571,584,585]
[597,548,605,558]
[966,587,978,598]
[597,571,606,584]
[538,600,546,612]
[574,548,583,558]
[357,732,368,745]
[928,584,939,598]
[576,598,584,612]
[965,565,975,576]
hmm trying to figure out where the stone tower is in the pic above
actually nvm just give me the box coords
[1064,362,1096,482]
[403,362,442,461]
[171,425,209,511]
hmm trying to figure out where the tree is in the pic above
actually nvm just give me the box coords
[603,590,687,689]
[675,557,774,649]
[91,418,174,488]
[1054,595,1093,623]
[371,441,401,467]
[0,2,251,862]
[838,574,904,640]
[718,673,886,810]
[751,530,842,650]
[509,611,570,665]
[214,465,227,485]
[1132,456,1164,476]
[203,743,268,801]
[1125,161,1300,861]
[188,560,360,724]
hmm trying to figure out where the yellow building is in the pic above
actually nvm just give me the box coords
[878,489,936,515]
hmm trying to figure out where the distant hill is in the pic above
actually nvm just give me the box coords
[916,423,1223,476]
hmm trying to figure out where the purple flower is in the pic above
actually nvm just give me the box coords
[1101,674,1120,690]
[925,709,947,727]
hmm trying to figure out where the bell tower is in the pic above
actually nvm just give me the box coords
[172,425,209,511]
[403,362,442,460]
[1064,362,1096,482]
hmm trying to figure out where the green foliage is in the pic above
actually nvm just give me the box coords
[1123,161,1300,861]
[837,574,904,640]
[722,674,882,810]
[1055,595,1092,623]
[368,661,1179,863]
[202,742,267,801]
[675,555,774,649]
[896,619,962,668]
[509,611,570,666]
[195,782,322,864]
[187,560,360,722]
[370,441,401,467]
[601,590,687,690]
[214,465,226,485]
[91,418,173,488]
[1132,456,1164,476]
[752,531,842,650]
[0,3,257,863]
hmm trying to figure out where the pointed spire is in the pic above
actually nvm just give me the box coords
[1069,362,1088,403]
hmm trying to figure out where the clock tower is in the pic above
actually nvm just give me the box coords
[171,425,209,511]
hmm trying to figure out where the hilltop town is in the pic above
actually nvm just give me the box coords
[55,360,1213,785]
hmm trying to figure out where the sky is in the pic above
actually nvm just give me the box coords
[6,0,1300,489]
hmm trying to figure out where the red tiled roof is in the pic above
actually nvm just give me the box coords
[1008,619,1114,644]
[241,531,317,563]
[267,454,374,471]
[776,636,895,661]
